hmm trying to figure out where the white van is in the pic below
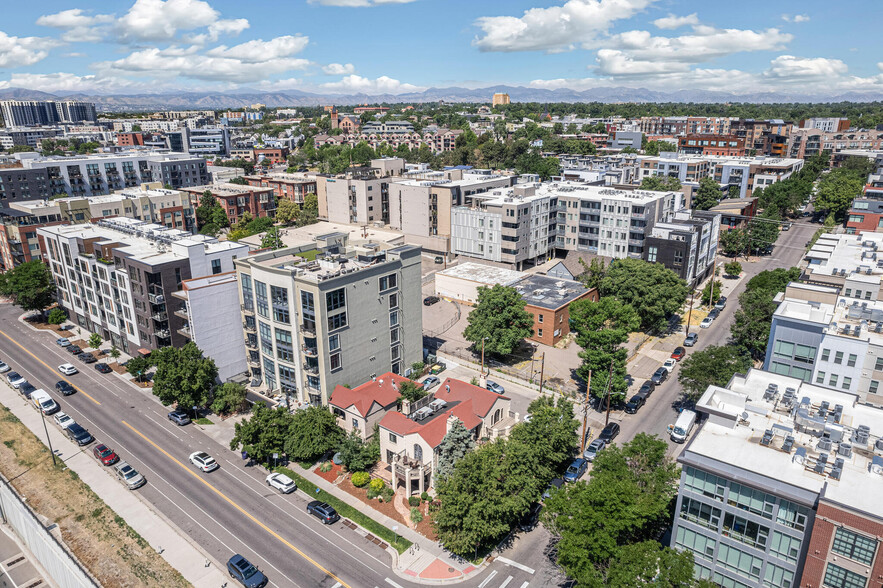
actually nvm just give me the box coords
[31,389,59,416]
[670,410,697,443]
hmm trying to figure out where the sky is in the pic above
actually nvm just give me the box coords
[0,0,880,95]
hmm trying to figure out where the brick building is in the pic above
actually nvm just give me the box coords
[116,132,145,147]
[515,274,597,346]
[253,147,289,165]
[243,173,317,205]
[182,183,275,224]
[679,134,746,156]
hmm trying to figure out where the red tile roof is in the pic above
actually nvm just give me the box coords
[328,372,412,418]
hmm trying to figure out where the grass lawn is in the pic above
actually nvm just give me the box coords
[195,417,214,425]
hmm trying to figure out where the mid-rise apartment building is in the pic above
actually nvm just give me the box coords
[0,100,97,127]
[38,217,248,355]
[234,233,423,406]
[672,368,883,588]
[678,134,746,156]
[182,183,275,224]
[800,118,851,133]
[646,210,720,288]
[244,173,317,205]
[788,129,883,159]
[0,207,64,271]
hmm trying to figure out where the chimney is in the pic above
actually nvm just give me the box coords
[401,398,411,416]
[446,414,461,436]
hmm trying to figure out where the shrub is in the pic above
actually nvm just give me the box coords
[366,488,379,500]
[351,471,370,487]
[408,496,421,507]
[369,478,386,492]
[47,307,67,325]
[410,507,424,524]
[421,491,430,502]
[319,461,332,472]
[382,486,394,502]
[411,361,425,375]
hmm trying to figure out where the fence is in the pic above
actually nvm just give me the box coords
[0,475,98,588]
[423,301,461,339]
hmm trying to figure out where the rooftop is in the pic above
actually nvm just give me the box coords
[437,262,525,286]
[690,368,883,516]
[238,220,405,250]
[329,372,411,418]
[805,233,883,282]
[183,183,272,196]
[513,274,592,310]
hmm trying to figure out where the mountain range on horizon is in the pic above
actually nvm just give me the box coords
[2,85,883,112]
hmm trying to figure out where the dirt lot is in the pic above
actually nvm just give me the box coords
[0,403,190,588]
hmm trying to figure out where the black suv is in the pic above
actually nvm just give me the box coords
[638,381,655,397]
[19,382,37,399]
[66,423,94,446]
[55,381,76,396]
[306,501,340,525]
[625,393,647,414]
[651,367,668,385]
[599,422,620,443]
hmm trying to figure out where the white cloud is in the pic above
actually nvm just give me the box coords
[473,0,654,53]
[320,75,424,94]
[653,13,699,30]
[207,35,309,61]
[36,9,114,43]
[0,72,155,93]
[0,30,61,68]
[256,78,303,90]
[782,14,810,23]
[117,0,222,41]
[607,27,791,65]
[595,49,688,75]
[323,63,356,75]
[763,55,848,81]
[308,0,418,6]
[184,19,250,44]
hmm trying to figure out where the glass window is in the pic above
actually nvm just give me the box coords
[390,310,399,327]
[326,288,346,311]
[679,497,721,530]
[328,312,347,331]
[684,467,726,502]
[389,433,397,444]
[774,340,795,359]
[717,543,764,581]
[875,357,883,371]
[823,563,867,588]
[830,374,839,387]
[271,286,289,323]
[330,352,341,371]
[870,380,880,394]
[770,531,802,564]
[763,563,794,588]
[329,333,340,352]
[279,365,297,394]
[794,344,816,363]
[822,349,830,362]
[275,329,293,363]
[834,351,844,364]
[776,500,809,532]
[847,354,857,367]
[727,482,776,519]
[389,292,398,309]
[211,259,221,275]
[263,356,276,390]
[379,273,397,291]
[843,377,852,390]
[816,371,826,384]
[832,528,877,565]
[675,526,716,558]
[255,281,269,318]
[722,513,770,549]
[301,290,314,314]
[259,321,273,355]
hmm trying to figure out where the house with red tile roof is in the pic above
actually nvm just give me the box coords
[328,372,412,440]
[377,377,518,495]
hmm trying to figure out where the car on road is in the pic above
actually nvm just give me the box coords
[55,381,76,396]
[65,423,93,446]
[662,358,677,373]
[714,296,727,311]
[19,382,37,399]
[6,372,26,388]
[783,222,793,231]
[650,367,669,385]
[599,422,620,444]
[306,501,340,524]
[167,410,191,426]
[423,295,440,306]
[93,444,119,466]
[57,363,78,376]
[638,381,655,397]
[94,363,112,374]
[518,502,543,532]
[78,353,97,364]
[625,392,648,414]
[31,390,59,416]
[708,308,720,320]
[700,317,714,329]
[226,554,268,588]
[486,380,505,395]
[583,438,606,462]
[563,458,588,482]
[65,345,82,355]
[56,337,71,347]
[0,361,10,373]
[421,375,440,390]
[114,461,146,490]
[670,347,686,361]
[53,412,74,429]
[189,451,219,472]
[266,473,296,494]
[684,332,699,347]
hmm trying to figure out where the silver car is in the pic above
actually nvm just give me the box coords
[115,462,146,490]
[584,439,606,462]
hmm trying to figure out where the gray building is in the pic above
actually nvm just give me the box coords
[1,100,97,127]
[644,210,720,287]
[235,233,423,407]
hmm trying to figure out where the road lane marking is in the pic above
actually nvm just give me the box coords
[478,570,498,588]
[332,583,342,588]
[0,328,100,406]
[496,557,535,574]
[384,579,404,588]
[121,420,351,588]
[500,576,513,588]
[520,582,529,588]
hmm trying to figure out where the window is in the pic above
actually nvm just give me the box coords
[875,357,883,371]
[675,526,716,558]
[717,544,764,581]
[849,215,865,223]
[537,328,543,337]
[830,374,839,387]
[389,292,398,309]
[538,314,544,323]
[870,380,880,394]
[774,340,795,359]
[390,310,399,327]
[835,351,844,364]
[776,500,808,532]
[389,433,397,444]
[263,357,276,390]
[769,531,801,563]
[684,467,726,502]
[647,246,658,263]
[255,281,269,318]
[679,497,721,530]
[275,329,293,363]
[329,334,340,352]
[326,288,346,311]
[722,513,770,549]
[823,563,867,588]
[842,377,852,390]
[848,353,857,367]
[816,371,826,384]
[301,291,314,314]
[259,322,273,355]
[271,286,289,323]
[794,344,816,364]
[727,482,775,519]
[328,312,347,331]
[822,348,831,362]
[763,563,794,588]
[390,327,399,344]
[832,527,877,565]
[330,352,341,371]
[379,274,397,292]
[279,365,296,393]
[211,259,221,275]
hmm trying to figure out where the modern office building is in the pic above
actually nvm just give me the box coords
[234,233,423,406]
[672,368,883,588]
[0,100,97,127]
[38,217,248,355]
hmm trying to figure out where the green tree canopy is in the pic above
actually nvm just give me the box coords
[640,175,682,192]
[284,406,344,463]
[88,332,102,350]
[151,342,219,411]
[0,261,57,313]
[230,404,293,464]
[600,258,688,332]
[678,345,753,400]
[337,430,380,472]
[126,355,152,381]
[724,261,742,277]
[509,395,578,478]
[719,228,747,257]
[47,307,67,325]
[693,177,722,211]
[275,199,299,225]
[814,163,869,220]
[212,382,248,416]
[463,285,534,356]
[606,541,700,588]
[643,140,676,156]
[398,380,426,403]
[435,419,476,481]
[577,257,607,291]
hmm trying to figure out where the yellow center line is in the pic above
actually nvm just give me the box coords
[121,420,352,588]
[0,328,101,406]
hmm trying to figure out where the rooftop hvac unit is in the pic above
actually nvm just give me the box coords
[817,437,833,452]
[760,430,774,446]
[838,443,853,459]
[830,465,843,481]
[782,436,795,454]
[871,456,883,475]
[815,453,829,474]
[792,447,807,465]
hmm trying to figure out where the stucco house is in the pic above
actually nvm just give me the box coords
[328,372,412,440]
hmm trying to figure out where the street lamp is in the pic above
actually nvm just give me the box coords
[38,409,57,467]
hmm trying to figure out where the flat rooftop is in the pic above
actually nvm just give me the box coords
[805,233,883,281]
[514,274,591,310]
[248,243,418,283]
[238,220,405,250]
[437,262,524,286]
[691,368,883,516]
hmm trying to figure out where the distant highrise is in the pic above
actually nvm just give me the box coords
[0,100,97,127]
[492,93,511,107]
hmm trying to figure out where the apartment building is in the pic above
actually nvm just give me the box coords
[0,126,61,148]
[788,129,883,159]
[314,128,464,153]
[38,217,247,355]
[244,173,317,205]
[492,93,511,107]
[182,183,275,224]
[234,234,423,406]
[800,118,851,133]
[846,158,883,234]
[557,153,647,185]
[645,210,720,288]
[638,116,735,136]
[1,100,96,127]
[672,367,883,588]
[514,274,597,346]
[253,147,289,164]
[678,134,746,156]
[0,207,64,271]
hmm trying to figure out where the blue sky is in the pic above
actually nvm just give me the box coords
[0,0,880,95]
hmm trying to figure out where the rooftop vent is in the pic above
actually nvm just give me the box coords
[871,456,883,475]
[838,443,853,459]
[761,430,774,446]
[793,447,807,465]
[818,437,833,452]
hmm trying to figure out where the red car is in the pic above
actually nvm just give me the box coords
[93,444,119,466]
[670,347,686,361]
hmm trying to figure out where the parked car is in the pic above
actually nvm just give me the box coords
[65,423,93,446]
[78,353,97,364]
[599,422,620,443]
[714,296,727,311]
[93,444,119,466]
[65,345,82,355]
[189,451,219,472]
[700,317,714,329]
[423,296,440,306]
[226,554,268,588]
[542,478,564,501]
[583,438,606,462]
[421,375,440,390]
[708,308,720,320]
[782,222,793,231]
[486,380,505,395]
[266,473,296,494]
[94,363,112,374]
[563,458,588,483]
[114,461,146,490]
[6,372,26,388]
[57,363,78,376]
[19,382,37,398]
[31,390,59,415]
[0,361,10,373]
[651,367,669,385]
[638,381,656,397]
[56,337,71,347]
[517,502,543,531]
[625,393,647,414]
[684,332,699,347]
[168,410,191,426]
[55,381,76,396]
[54,412,74,429]
[662,358,677,373]
[670,347,686,361]
[306,501,340,524]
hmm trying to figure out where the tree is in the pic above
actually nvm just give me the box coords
[606,542,699,588]
[724,261,742,277]
[151,342,218,413]
[509,396,578,478]
[640,175,681,192]
[47,307,67,325]
[577,257,607,291]
[693,177,722,211]
[260,227,283,250]
[275,199,299,225]
[398,380,426,403]
[746,267,801,293]
[719,228,747,257]
[435,419,476,481]
[700,280,722,305]
[284,406,344,463]
[570,297,639,401]
[815,166,867,220]
[0,261,56,313]
[730,289,783,360]
[727,184,741,198]
[126,355,152,381]
[337,430,379,472]
[600,258,688,332]
[109,347,121,363]
[228,176,248,185]
[747,210,781,255]
[463,285,534,356]
[88,332,102,351]
[642,140,675,156]
[230,404,293,464]
[299,193,318,226]
[211,382,248,416]
[678,346,753,400]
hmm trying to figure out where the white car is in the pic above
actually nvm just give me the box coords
[266,472,296,494]
[58,363,78,376]
[6,372,26,388]
[700,317,714,329]
[0,361,10,373]
[189,451,219,472]
[662,358,678,373]
[53,412,75,429]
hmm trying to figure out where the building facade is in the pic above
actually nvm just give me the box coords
[645,210,721,288]
[679,134,746,156]
[183,183,275,224]
[244,173,317,205]
[1,100,97,127]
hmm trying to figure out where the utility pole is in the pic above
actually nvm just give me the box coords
[580,370,592,453]
[685,289,695,336]
[480,338,486,376]
[538,352,545,395]
[39,410,57,466]
[604,359,614,426]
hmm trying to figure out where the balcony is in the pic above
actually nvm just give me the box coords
[243,320,256,333]
[302,345,318,357]
[173,306,188,320]
[177,326,191,338]
[244,335,258,349]
[151,311,168,322]
[155,329,170,339]
[148,292,165,304]
[247,359,260,368]
[299,323,316,337]
[241,303,255,315]
[304,364,319,376]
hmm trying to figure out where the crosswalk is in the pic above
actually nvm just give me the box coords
[477,570,531,588]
